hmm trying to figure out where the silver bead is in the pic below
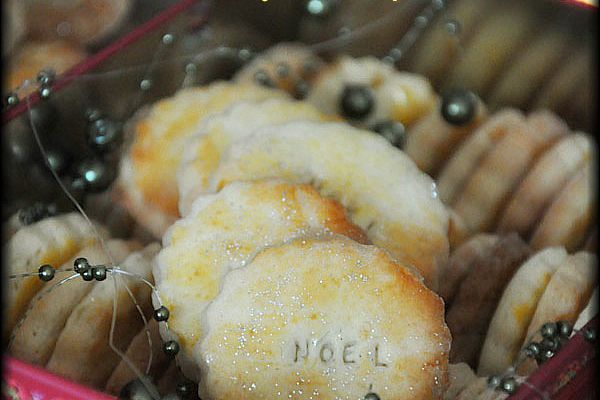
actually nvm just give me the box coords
[540,322,558,339]
[153,306,170,322]
[162,33,174,45]
[38,264,55,281]
[163,340,180,357]
[45,149,70,175]
[487,375,501,388]
[364,393,380,400]
[5,92,19,108]
[541,337,559,352]
[584,327,596,342]
[445,19,461,36]
[75,158,115,193]
[238,48,255,62]
[294,80,310,99]
[39,85,52,100]
[74,257,90,273]
[306,0,336,18]
[37,69,56,86]
[276,63,290,78]
[175,380,195,398]
[140,79,152,91]
[93,265,107,281]
[557,321,573,338]
[81,268,94,281]
[253,70,274,87]
[85,108,102,123]
[500,377,518,394]
[524,342,541,358]
[87,118,121,153]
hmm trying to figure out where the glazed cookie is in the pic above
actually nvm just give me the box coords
[207,120,449,289]
[234,43,325,99]
[3,212,106,339]
[198,236,450,400]
[478,247,568,376]
[155,180,366,379]
[176,97,329,215]
[307,56,436,129]
[118,82,285,237]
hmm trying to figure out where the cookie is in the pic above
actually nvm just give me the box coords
[117,82,285,237]
[307,56,436,128]
[405,95,487,177]
[45,244,160,389]
[209,120,449,289]
[530,162,594,252]
[443,0,536,96]
[517,251,596,375]
[9,240,135,366]
[198,236,450,399]
[437,109,523,205]
[440,233,499,305]
[498,132,591,238]
[105,319,171,395]
[234,43,325,99]
[487,27,571,110]
[408,0,495,87]
[446,234,530,366]
[453,110,566,233]
[176,97,328,215]
[478,247,567,376]
[4,212,106,339]
[155,180,367,379]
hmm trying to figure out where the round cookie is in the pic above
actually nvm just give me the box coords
[154,180,367,379]
[9,240,136,366]
[46,244,159,389]
[307,56,436,129]
[498,132,592,238]
[442,0,536,96]
[437,109,524,205]
[478,247,567,376]
[487,28,571,110]
[446,233,531,366]
[24,0,132,46]
[176,97,329,215]
[234,43,325,99]
[530,161,594,252]
[117,82,285,237]
[198,236,450,400]
[452,110,566,234]
[207,120,449,290]
[3,212,106,339]
[408,0,496,87]
[405,94,487,177]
